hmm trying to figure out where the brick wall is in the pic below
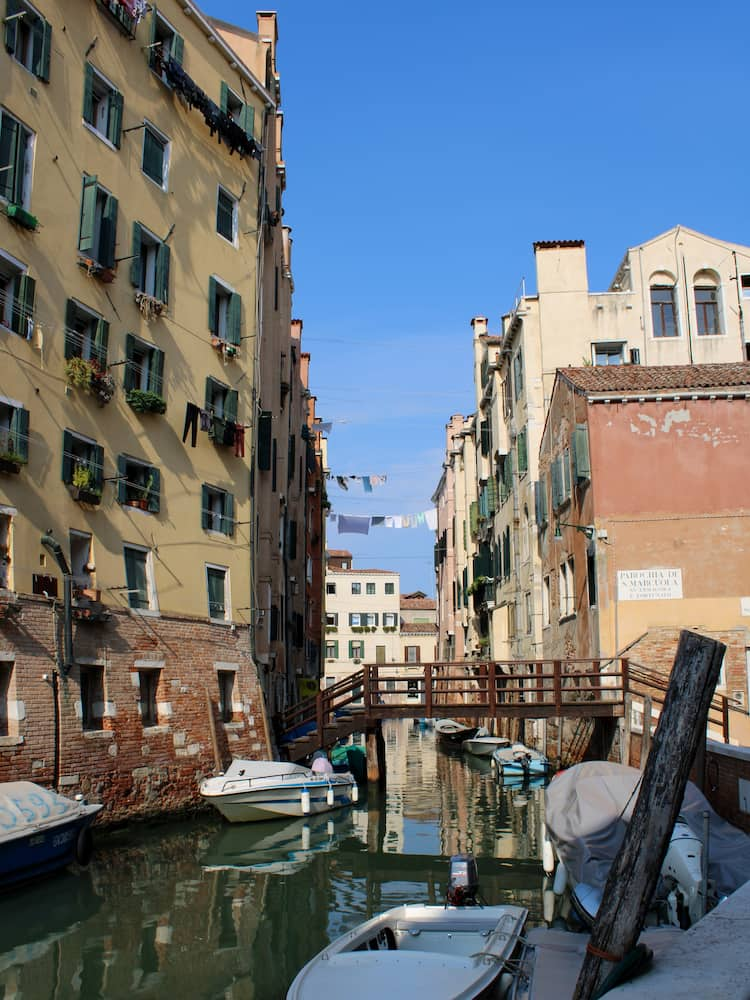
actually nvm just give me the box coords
[0,596,269,824]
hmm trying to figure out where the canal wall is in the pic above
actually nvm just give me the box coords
[0,597,270,824]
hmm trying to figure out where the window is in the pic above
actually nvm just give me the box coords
[383,612,397,628]
[62,430,104,501]
[651,284,678,338]
[78,175,118,269]
[0,109,35,209]
[0,252,34,337]
[587,544,597,608]
[4,1,51,80]
[205,377,238,446]
[592,342,625,365]
[407,679,419,699]
[559,558,575,619]
[384,582,394,595]
[217,670,234,723]
[123,334,165,399]
[138,669,159,727]
[82,64,122,147]
[349,613,361,627]
[0,661,12,736]
[207,565,229,622]
[141,123,169,189]
[348,640,364,659]
[208,277,241,346]
[149,10,184,82]
[325,640,338,659]
[220,83,254,138]
[131,223,170,306]
[542,575,551,627]
[366,582,376,595]
[216,186,238,244]
[80,665,104,731]
[117,455,160,513]
[405,646,420,664]
[525,592,532,634]
[326,612,338,626]
[695,286,721,336]
[0,398,29,467]
[201,484,234,536]
[64,300,108,367]
[513,348,524,399]
[326,581,336,595]
[351,582,361,595]
[124,544,157,611]
[741,275,750,298]
[363,613,378,627]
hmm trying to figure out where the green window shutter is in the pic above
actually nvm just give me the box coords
[155,242,170,304]
[200,484,209,529]
[573,424,591,482]
[552,458,562,509]
[288,519,297,559]
[78,174,98,254]
[257,410,272,470]
[130,222,142,287]
[348,641,355,658]
[469,500,479,536]
[149,7,159,69]
[208,276,217,333]
[117,454,127,504]
[563,449,572,499]
[100,193,117,268]
[0,113,18,203]
[227,292,241,345]
[152,347,165,397]
[225,389,238,423]
[14,274,35,337]
[171,33,184,65]
[94,318,109,368]
[36,18,51,82]
[147,466,160,513]
[487,476,498,514]
[123,333,136,391]
[480,420,490,456]
[142,129,163,183]
[332,641,339,658]
[220,81,229,114]
[517,427,528,475]
[241,102,254,139]
[92,444,104,491]
[535,480,548,527]
[287,434,295,482]
[4,0,19,52]
[64,300,77,359]
[62,430,73,483]
[109,90,123,148]
[224,491,234,536]
[11,406,29,462]
[203,377,213,411]
[82,64,95,124]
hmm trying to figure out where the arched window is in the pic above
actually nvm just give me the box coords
[649,272,678,338]
[693,269,722,336]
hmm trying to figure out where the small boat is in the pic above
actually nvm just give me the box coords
[287,853,527,1000]
[0,781,102,890]
[491,743,550,778]
[331,743,367,784]
[462,728,511,758]
[199,759,358,823]
[434,719,480,745]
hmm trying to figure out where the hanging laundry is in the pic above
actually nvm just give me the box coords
[234,424,245,458]
[318,422,332,434]
[335,476,349,491]
[338,514,370,535]
[362,477,373,493]
[425,508,438,531]
[393,516,404,529]
[371,516,385,527]
[416,512,426,526]
[384,516,395,529]
[182,402,199,447]
[199,408,211,432]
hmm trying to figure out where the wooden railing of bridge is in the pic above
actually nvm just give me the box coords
[278,658,731,759]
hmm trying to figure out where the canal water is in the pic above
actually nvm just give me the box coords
[0,720,547,1000]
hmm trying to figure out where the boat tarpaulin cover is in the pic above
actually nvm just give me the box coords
[0,781,84,842]
[545,762,750,897]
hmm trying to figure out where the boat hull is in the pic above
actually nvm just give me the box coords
[462,737,510,758]
[434,720,480,745]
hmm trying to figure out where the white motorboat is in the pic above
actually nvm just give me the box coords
[199,759,358,823]
[491,743,550,778]
[287,854,527,1000]
[434,719,480,745]
[462,729,511,758]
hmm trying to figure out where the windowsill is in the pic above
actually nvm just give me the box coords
[558,613,577,624]
[695,333,725,339]
[128,607,161,618]
[217,232,238,249]
[222,721,244,731]
[83,728,113,739]
[142,170,168,193]
[0,735,23,748]
[82,121,118,152]
[142,724,169,735]
[123,505,155,515]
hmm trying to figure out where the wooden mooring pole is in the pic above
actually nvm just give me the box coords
[572,630,726,1000]
[366,721,386,788]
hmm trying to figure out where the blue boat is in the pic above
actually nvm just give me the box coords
[0,781,102,890]
[491,743,550,779]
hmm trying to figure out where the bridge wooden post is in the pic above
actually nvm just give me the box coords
[640,694,652,769]
[553,660,562,713]
[316,691,324,745]
[363,665,371,712]
[488,662,496,717]
[424,664,432,717]
[366,721,386,787]
[621,656,630,698]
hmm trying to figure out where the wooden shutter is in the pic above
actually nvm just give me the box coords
[0,113,18,203]
[117,454,128,503]
[207,276,217,332]
[241,102,255,139]
[94,317,109,368]
[100,192,118,269]
[13,274,35,338]
[288,520,297,559]
[78,175,98,253]
[551,457,562,509]
[109,90,123,148]
[10,406,29,462]
[517,427,528,474]
[152,347,165,398]
[4,0,19,52]
[142,128,163,183]
[200,484,210,529]
[534,480,548,527]
[224,491,234,537]
[61,430,73,483]
[92,443,104,491]
[82,64,95,124]
[123,334,136,391]
[155,241,170,304]
[130,222,142,287]
[219,81,229,113]
[573,425,591,482]
[287,434,295,482]
[227,292,241,344]
[171,33,184,66]
[147,466,160,513]
[225,388,238,423]
[257,410,272,469]
[563,448,572,500]
[35,17,52,82]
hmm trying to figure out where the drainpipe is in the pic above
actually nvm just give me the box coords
[732,251,746,358]
[40,533,74,674]
[681,253,694,364]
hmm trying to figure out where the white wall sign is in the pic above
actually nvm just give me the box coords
[617,568,683,602]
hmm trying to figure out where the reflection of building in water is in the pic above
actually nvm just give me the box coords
[379,721,439,854]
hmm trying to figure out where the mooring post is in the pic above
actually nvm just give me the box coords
[572,630,726,1000]
[640,694,652,768]
[366,721,386,787]
[621,692,633,767]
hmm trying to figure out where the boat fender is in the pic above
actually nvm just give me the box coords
[553,860,567,896]
[543,888,556,923]
[326,783,335,807]
[542,837,555,876]
[302,824,311,851]
[75,825,94,867]
[592,944,654,999]
[351,783,359,804]
[301,787,311,815]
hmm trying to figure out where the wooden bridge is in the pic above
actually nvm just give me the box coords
[278,658,731,762]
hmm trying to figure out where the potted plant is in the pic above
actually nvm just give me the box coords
[135,290,166,321]
[0,448,25,474]
[126,389,167,414]
[91,366,115,406]
[65,356,95,391]
[136,473,154,510]
[70,463,102,504]
[77,256,104,278]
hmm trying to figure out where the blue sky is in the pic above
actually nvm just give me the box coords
[207,0,750,594]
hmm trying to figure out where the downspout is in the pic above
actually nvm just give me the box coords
[732,250,746,358]
[681,253,694,364]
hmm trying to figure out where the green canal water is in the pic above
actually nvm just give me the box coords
[0,721,548,999]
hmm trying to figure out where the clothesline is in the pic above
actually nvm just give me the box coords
[329,509,437,535]
[330,473,387,493]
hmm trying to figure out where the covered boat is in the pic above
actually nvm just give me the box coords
[0,781,102,890]
[287,854,527,1000]
[434,719,480,744]
[199,759,357,823]
[491,743,550,778]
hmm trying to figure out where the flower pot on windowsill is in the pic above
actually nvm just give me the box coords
[126,389,166,414]
[70,486,102,505]
[0,454,24,474]
[5,203,39,231]
[135,291,166,322]
[125,498,149,510]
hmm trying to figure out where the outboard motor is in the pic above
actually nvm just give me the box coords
[446,853,480,906]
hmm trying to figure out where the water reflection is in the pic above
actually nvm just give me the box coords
[0,720,548,1000]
